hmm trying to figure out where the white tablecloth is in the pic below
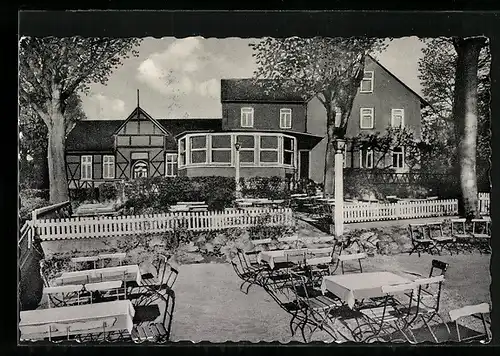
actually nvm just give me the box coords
[19,299,135,340]
[56,265,141,286]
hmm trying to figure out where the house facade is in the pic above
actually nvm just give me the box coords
[64,55,426,189]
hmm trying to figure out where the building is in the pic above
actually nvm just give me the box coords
[65,54,427,189]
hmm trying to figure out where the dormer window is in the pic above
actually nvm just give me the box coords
[280,108,292,129]
[240,107,254,128]
[360,71,374,93]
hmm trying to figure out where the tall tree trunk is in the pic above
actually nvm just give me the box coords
[323,121,336,197]
[452,37,485,218]
[46,91,70,204]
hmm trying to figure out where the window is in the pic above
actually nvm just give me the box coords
[190,135,207,164]
[165,153,178,177]
[260,135,279,163]
[81,155,92,180]
[211,135,232,164]
[236,135,255,164]
[240,107,254,128]
[179,138,186,166]
[280,108,292,129]
[391,109,405,128]
[360,71,374,93]
[283,136,294,166]
[102,155,115,179]
[360,108,374,129]
[359,149,373,169]
[133,161,148,178]
[392,147,404,168]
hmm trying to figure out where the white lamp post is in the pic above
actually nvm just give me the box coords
[334,139,346,237]
[234,141,242,199]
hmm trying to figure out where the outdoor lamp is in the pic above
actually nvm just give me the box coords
[234,142,241,151]
[334,139,346,153]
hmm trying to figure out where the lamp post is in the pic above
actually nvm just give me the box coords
[234,141,242,199]
[334,139,346,238]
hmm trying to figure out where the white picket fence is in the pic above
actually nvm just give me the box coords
[479,192,490,215]
[342,199,459,223]
[35,208,294,241]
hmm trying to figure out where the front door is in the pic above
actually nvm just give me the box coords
[299,150,310,180]
[132,160,148,178]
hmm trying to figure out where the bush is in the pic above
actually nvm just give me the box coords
[19,189,51,223]
[70,187,99,203]
[241,176,291,200]
[121,176,236,214]
[98,183,119,202]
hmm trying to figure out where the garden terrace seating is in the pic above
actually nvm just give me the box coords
[398,275,449,343]
[355,282,418,343]
[451,219,474,253]
[304,247,335,285]
[471,218,491,254]
[426,222,456,255]
[448,303,491,343]
[231,249,267,294]
[98,253,127,268]
[289,271,344,342]
[337,253,367,274]
[43,285,90,308]
[408,224,439,257]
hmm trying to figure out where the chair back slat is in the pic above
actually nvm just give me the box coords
[449,303,490,322]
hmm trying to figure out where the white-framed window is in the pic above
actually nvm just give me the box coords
[210,134,232,164]
[280,108,292,129]
[178,137,186,166]
[240,107,254,128]
[259,135,279,164]
[283,136,294,166]
[102,155,115,179]
[359,149,374,169]
[236,135,255,165]
[391,109,405,128]
[392,147,405,168]
[190,135,207,164]
[360,70,374,93]
[81,155,93,180]
[360,108,374,129]
[165,153,178,177]
[133,160,148,178]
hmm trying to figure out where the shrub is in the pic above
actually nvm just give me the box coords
[98,183,119,202]
[70,187,99,203]
[241,176,291,200]
[19,189,51,223]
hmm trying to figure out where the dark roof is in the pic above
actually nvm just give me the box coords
[66,120,122,152]
[221,79,308,103]
[65,118,222,152]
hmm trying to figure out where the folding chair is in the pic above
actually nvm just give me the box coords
[408,224,438,257]
[338,253,367,274]
[451,218,474,253]
[231,249,266,294]
[289,271,344,342]
[401,275,450,343]
[355,282,418,343]
[449,303,491,343]
[426,222,456,255]
[471,218,491,254]
[305,247,334,286]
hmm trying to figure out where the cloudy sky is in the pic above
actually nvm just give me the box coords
[80,36,425,120]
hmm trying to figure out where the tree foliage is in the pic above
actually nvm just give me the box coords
[18,37,141,202]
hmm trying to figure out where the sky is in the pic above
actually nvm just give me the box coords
[80,36,426,120]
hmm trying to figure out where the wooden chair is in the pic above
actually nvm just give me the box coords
[450,218,474,253]
[449,303,491,343]
[426,222,455,255]
[338,253,367,274]
[408,224,438,257]
[305,247,334,285]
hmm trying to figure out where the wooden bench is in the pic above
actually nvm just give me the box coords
[131,322,168,343]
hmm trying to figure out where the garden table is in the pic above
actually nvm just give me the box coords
[19,299,135,341]
[320,271,412,309]
[55,265,141,286]
[257,249,306,269]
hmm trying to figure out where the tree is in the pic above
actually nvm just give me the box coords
[418,36,490,217]
[250,37,387,197]
[19,94,86,190]
[19,37,141,203]
[452,36,489,218]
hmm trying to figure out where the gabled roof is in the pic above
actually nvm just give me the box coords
[113,106,169,135]
[221,79,308,103]
[65,118,222,152]
[366,54,432,108]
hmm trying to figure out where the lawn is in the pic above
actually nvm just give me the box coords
[169,253,491,343]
